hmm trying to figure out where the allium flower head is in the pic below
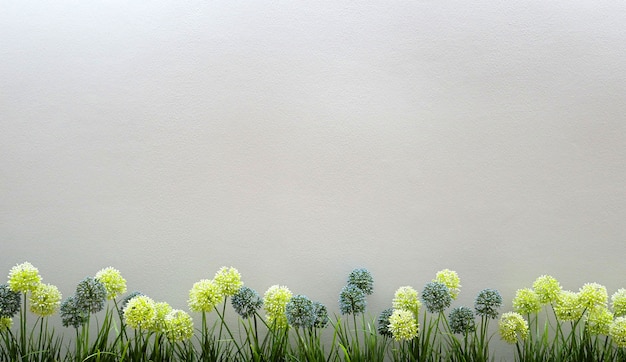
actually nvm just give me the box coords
[421,282,452,313]
[388,309,418,341]
[164,309,194,342]
[0,284,21,318]
[75,277,107,314]
[60,296,87,328]
[285,295,315,328]
[0,317,12,330]
[95,267,127,300]
[586,306,613,335]
[231,286,263,319]
[512,288,541,315]
[554,291,584,321]
[532,275,561,304]
[610,317,626,348]
[578,283,608,309]
[124,295,156,329]
[499,312,529,344]
[393,286,421,316]
[147,302,173,333]
[449,306,476,334]
[347,268,374,295]
[474,289,502,319]
[214,267,243,297]
[29,283,62,317]
[611,289,626,317]
[377,308,394,337]
[119,291,144,317]
[312,301,329,328]
[188,279,223,313]
[263,285,293,329]
[434,269,461,300]
[339,284,367,315]
[7,262,42,293]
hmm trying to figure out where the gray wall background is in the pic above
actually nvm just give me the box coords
[1,1,625,356]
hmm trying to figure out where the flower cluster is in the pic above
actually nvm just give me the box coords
[377,308,394,337]
[554,291,584,321]
[188,279,222,313]
[7,262,42,293]
[392,286,421,316]
[164,309,194,342]
[148,301,173,333]
[214,267,243,297]
[124,295,157,329]
[586,306,613,335]
[578,283,608,309]
[0,284,21,318]
[285,295,316,328]
[499,312,529,344]
[29,283,62,317]
[338,284,366,315]
[312,301,329,328]
[231,286,263,319]
[474,289,502,319]
[75,277,107,314]
[512,288,541,315]
[434,269,461,300]
[388,309,418,341]
[449,306,475,334]
[532,275,561,304]
[263,285,292,328]
[347,268,374,295]
[95,267,127,300]
[612,289,626,317]
[610,317,626,348]
[60,296,87,328]
[422,281,452,314]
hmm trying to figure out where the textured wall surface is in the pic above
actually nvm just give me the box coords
[2,1,625,356]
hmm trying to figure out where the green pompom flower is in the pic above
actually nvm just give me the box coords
[29,283,62,317]
[0,317,12,330]
[532,275,561,304]
[554,291,584,321]
[610,317,626,348]
[147,302,173,333]
[164,309,194,342]
[392,286,421,316]
[263,285,292,329]
[512,288,541,315]
[7,262,42,293]
[124,295,157,329]
[578,283,607,309]
[388,309,418,341]
[188,279,223,313]
[95,267,127,300]
[434,269,461,300]
[214,267,243,297]
[586,306,613,335]
[347,268,374,295]
[611,289,626,317]
[499,312,529,344]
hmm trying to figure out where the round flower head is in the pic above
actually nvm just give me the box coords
[0,284,21,318]
[611,289,626,317]
[231,286,263,319]
[586,306,613,335]
[512,288,541,315]
[338,284,367,315]
[124,295,156,329]
[554,291,584,321]
[347,268,374,295]
[75,277,107,314]
[474,289,502,319]
[29,283,62,317]
[421,282,452,314]
[377,308,394,337]
[164,309,194,342]
[285,295,315,328]
[499,312,529,344]
[393,286,421,316]
[0,317,12,330]
[95,267,127,300]
[60,296,87,328]
[7,262,42,293]
[610,317,626,348]
[214,267,243,297]
[147,302,173,333]
[263,285,293,329]
[434,269,461,300]
[312,301,329,328]
[188,279,223,313]
[449,306,476,334]
[388,309,418,341]
[578,283,607,309]
[532,275,561,304]
[119,291,144,317]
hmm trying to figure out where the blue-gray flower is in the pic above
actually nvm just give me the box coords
[421,281,452,313]
[449,306,476,334]
[339,284,367,315]
[75,277,107,314]
[377,308,394,337]
[0,284,21,318]
[474,289,502,319]
[231,286,263,319]
[286,295,316,328]
[347,268,374,295]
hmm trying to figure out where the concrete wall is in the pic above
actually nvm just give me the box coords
[2,1,625,355]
